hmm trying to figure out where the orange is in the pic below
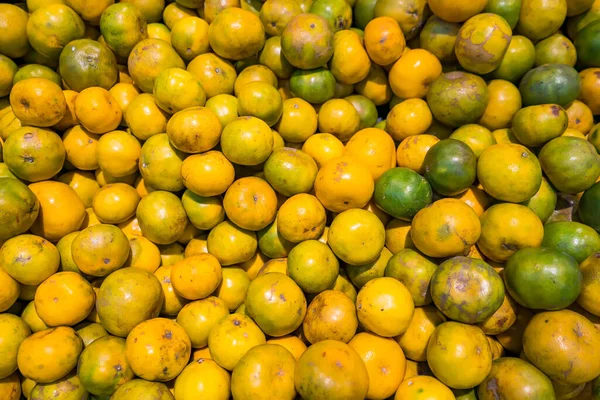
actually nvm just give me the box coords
[479,79,522,131]
[108,83,140,125]
[0,313,30,380]
[314,156,374,212]
[125,318,191,381]
[177,296,229,349]
[170,17,210,62]
[96,130,141,178]
[205,94,239,127]
[17,326,83,383]
[344,127,396,180]
[348,332,406,400]
[9,78,66,127]
[395,376,454,400]
[174,358,230,400]
[54,89,79,131]
[237,81,283,127]
[0,4,30,59]
[317,98,361,142]
[220,116,273,166]
[566,99,594,134]
[187,53,237,98]
[208,313,266,371]
[92,183,140,224]
[62,125,100,171]
[181,151,234,197]
[71,224,130,277]
[154,265,188,316]
[124,93,169,141]
[74,87,122,134]
[207,221,257,266]
[396,134,440,174]
[166,106,222,153]
[389,49,442,99]
[301,133,345,168]
[28,181,86,242]
[170,253,223,300]
[386,98,433,140]
[34,271,94,327]
[579,68,600,115]
[428,0,487,22]
[234,64,278,97]
[303,289,356,342]
[277,194,326,243]
[223,177,278,231]
[355,64,393,106]
[208,7,265,61]
[153,68,207,114]
[364,17,406,66]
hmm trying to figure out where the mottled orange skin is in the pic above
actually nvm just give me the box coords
[303,289,358,343]
[10,78,66,127]
[579,68,600,115]
[314,156,374,212]
[524,310,600,385]
[410,198,481,258]
[281,13,334,69]
[427,322,492,389]
[395,305,445,362]
[295,340,369,400]
[125,318,191,382]
[170,253,222,300]
[17,326,83,383]
[455,13,513,75]
[176,296,229,349]
[208,313,266,371]
[208,8,265,61]
[175,358,230,400]
[428,0,487,22]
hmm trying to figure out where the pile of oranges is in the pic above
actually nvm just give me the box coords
[1,0,600,399]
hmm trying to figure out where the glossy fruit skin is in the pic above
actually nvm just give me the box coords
[77,336,134,397]
[520,177,556,223]
[111,379,174,400]
[505,247,582,310]
[302,289,358,343]
[231,344,296,400]
[410,199,481,258]
[290,67,336,104]
[580,182,600,231]
[517,0,567,41]
[430,256,504,323]
[423,139,477,196]
[281,14,333,69]
[419,16,460,62]
[542,221,600,263]
[427,322,492,389]
[294,340,369,400]
[26,4,85,60]
[477,357,555,400]
[427,71,488,128]
[127,38,185,93]
[523,309,600,385]
[17,326,83,383]
[0,178,39,241]
[477,143,543,203]
[539,136,600,194]
[374,167,432,220]
[385,249,437,306]
[484,0,522,28]
[576,19,600,68]
[535,33,577,67]
[96,268,163,337]
[489,35,535,82]
[519,64,581,107]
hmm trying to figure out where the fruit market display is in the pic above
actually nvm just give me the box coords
[2,0,600,399]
